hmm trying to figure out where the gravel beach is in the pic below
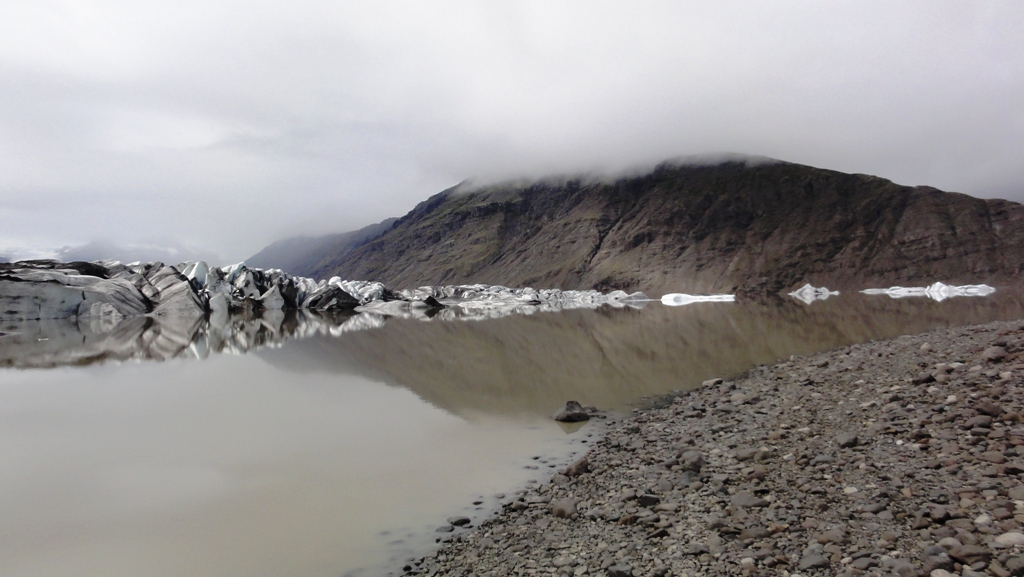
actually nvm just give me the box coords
[404,319,1024,577]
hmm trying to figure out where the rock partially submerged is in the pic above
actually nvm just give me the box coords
[553,401,591,422]
[862,282,996,302]
[788,282,840,304]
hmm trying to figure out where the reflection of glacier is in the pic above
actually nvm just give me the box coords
[0,287,649,368]
[660,293,735,306]
[788,283,840,305]
[860,282,996,302]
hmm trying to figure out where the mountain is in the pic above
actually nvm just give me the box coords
[286,159,1024,295]
[246,218,397,276]
[57,239,223,266]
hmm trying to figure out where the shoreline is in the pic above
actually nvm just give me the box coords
[404,318,1024,577]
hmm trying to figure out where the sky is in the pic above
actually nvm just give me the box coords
[1,1,1022,262]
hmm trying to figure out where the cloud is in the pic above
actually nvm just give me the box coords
[0,1,1022,261]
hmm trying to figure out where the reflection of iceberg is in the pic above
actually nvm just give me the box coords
[364,287,651,321]
[0,287,654,368]
[788,283,839,305]
[861,282,996,302]
[660,293,736,306]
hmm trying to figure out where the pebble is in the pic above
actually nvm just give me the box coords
[837,432,859,448]
[996,532,1024,547]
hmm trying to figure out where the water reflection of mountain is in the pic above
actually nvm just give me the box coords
[260,294,1024,417]
[2,293,1022,418]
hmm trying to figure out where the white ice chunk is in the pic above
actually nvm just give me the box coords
[181,260,209,289]
[860,282,996,302]
[788,283,840,305]
[256,285,285,310]
[326,278,390,305]
[219,262,247,283]
[232,270,260,299]
[660,293,736,306]
[207,292,229,314]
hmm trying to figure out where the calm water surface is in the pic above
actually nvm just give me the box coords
[1,290,1023,576]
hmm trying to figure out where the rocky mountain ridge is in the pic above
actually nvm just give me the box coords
[298,160,1024,295]
[246,218,397,275]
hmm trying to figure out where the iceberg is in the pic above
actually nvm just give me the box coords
[788,283,839,305]
[860,282,996,302]
[0,259,656,325]
[660,293,736,306]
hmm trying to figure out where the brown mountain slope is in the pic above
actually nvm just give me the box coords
[311,160,1024,295]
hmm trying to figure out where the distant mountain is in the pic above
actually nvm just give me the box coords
[55,240,223,266]
[246,219,397,276]
[264,159,1024,295]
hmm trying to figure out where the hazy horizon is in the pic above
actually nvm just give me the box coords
[2,2,1022,262]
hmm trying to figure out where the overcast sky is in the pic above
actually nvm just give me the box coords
[1,1,1022,262]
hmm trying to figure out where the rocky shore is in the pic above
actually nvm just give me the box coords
[411,319,1024,577]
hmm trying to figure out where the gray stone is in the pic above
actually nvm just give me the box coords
[739,526,771,540]
[837,432,859,448]
[563,456,590,477]
[976,400,1005,417]
[731,491,769,508]
[551,498,577,519]
[798,553,830,570]
[679,450,705,472]
[947,545,993,564]
[997,532,1024,547]
[983,346,1008,362]
[553,401,591,422]
[637,494,660,507]
[734,447,759,461]
[1005,555,1024,576]
[922,553,953,574]
[851,557,878,570]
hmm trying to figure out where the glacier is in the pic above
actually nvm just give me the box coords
[0,259,651,324]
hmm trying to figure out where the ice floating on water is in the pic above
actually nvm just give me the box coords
[860,282,996,303]
[788,283,839,305]
[660,293,736,306]
[366,285,652,321]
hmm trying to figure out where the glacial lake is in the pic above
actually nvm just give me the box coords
[2,288,1024,576]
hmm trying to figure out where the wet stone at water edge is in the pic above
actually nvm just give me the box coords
[553,400,592,423]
